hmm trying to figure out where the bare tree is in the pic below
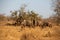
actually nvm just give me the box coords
[52,0,60,25]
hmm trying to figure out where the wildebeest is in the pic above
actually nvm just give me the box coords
[40,21,52,28]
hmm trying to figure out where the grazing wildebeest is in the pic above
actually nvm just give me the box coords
[15,16,24,26]
[41,21,52,28]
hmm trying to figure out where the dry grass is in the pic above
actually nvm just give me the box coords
[0,25,60,40]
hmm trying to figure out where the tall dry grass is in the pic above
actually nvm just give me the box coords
[0,25,60,40]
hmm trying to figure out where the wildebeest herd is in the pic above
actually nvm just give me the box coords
[7,20,52,29]
[6,16,52,28]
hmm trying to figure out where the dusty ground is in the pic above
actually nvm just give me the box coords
[0,25,60,40]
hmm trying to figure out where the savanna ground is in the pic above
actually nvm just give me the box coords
[0,21,60,40]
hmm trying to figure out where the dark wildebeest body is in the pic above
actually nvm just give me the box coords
[41,22,52,28]
[15,16,24,26]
